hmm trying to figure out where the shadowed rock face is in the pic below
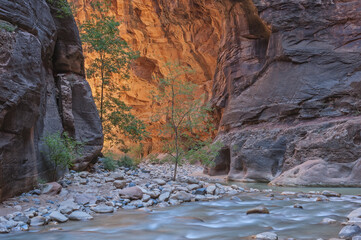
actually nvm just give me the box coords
[0,0,103,200]
[210,0,361,186]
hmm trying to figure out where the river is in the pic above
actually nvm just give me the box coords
[2,184,360,240]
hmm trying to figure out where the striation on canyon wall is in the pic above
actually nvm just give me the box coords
[210,0,361,186]
[74,0,361,186]
[0,0,103,200]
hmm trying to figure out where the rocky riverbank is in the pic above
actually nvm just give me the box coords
[0,163,360,239]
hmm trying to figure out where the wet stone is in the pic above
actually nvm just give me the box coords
[246,206,270,215]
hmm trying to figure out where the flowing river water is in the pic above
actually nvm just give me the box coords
[1,184,360,240]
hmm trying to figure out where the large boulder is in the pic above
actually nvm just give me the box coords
[0,0,103,200]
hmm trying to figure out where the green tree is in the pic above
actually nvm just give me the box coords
[151,62,217,180]
[80,0,146,149]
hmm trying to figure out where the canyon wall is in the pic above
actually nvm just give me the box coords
[211,0,361,186]
[73,0,361,186]
[0,0,103,200]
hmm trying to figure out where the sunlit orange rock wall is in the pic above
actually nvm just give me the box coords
[70,0,244,152]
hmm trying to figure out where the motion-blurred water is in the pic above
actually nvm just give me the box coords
[2,185,360,240]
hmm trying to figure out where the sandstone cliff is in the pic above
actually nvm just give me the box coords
[0,0,103,200]
[211,0,361,186]
[73,0,360,186]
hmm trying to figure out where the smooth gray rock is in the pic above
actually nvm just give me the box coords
[68,211,93,221]
[49,211,68,223]
[339,225,361,239]
[255,232,278,240]
[153,179,166,186]
[118,187,143,200]
[158,192,171,202]
[171,191,193,202]
[113,180,127,189]
[91,205,114,213]
[30,216,46,226]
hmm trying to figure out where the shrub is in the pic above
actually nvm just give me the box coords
[118,155,135,168]
[102,157,117,171]
[186,141,223,167]
[46,0,75,18]
[43,132,82,180]
[0,20,16,32]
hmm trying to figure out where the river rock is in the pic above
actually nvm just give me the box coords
[171,191,193,202]
[74,194,96,205]
[79,172,89,178]
[321,218,337,224]
[91,205,114,213]
[281,191,297,196]
[104,177,115,183]
[339,225,361,239]
[113,180,127,189]
[49,211,68,223]
[159,192,171,202]
[59,200,80,214]
[195,188,206,195]
[348,208,361,223]
[322,190,341,198]
[13,213,29,223]
[148,190,161,199]
[255,232,278,240]
[187,184,199,191]
[246,206,270,215]
[110,173,124,180]
[0,225,9,234]
[142,194,151,202]
[153,179,166,185]
[206,185,216,195]
[42,182,62,195]
[293,204,303,209]
[30,216,46,226]
[69,211,93,221]
[186,178,199,184]
[118,187,143,200]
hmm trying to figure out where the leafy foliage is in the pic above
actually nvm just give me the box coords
[118,155,136,168]
[186,140,223,167]
[46,0,74,18]
[151,62,216,180]
[102,157,117,171]
[0,20,16,32]
[43,132,82,180]
[80,0,147,150]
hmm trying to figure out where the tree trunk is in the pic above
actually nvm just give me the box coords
[100,71,104,122]
[173,130,179,181]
